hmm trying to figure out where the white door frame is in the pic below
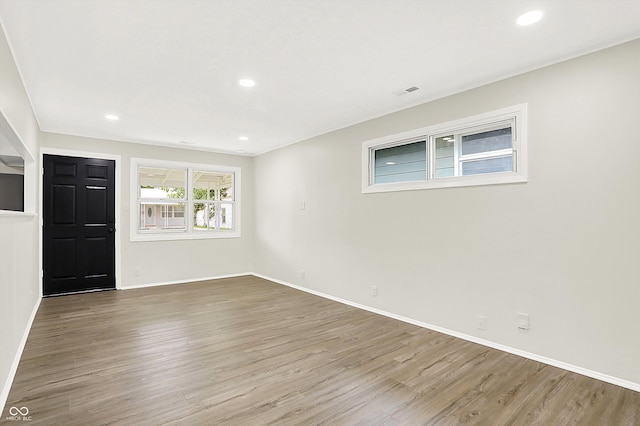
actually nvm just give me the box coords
[39,148,122,296]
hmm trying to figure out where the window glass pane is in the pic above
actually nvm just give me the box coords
[160,205,185,218]
[138,167,186,199]
[434,135,455,178]
[193,202,215,231]
[374,140,426,184]
[193,171,233,201]
[461,156,513,176]
[220,182,233,201]
[139,203,152,230]
[193,187,214,201]
[219,203,234,231]
[139,202,186,231]
[461,128,511,156]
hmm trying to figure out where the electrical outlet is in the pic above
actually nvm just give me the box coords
[134,267,141,276]
[371,285,378,297]
[300,270,305,279]
[477,315,487,330]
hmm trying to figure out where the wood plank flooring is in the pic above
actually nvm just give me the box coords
[2,275,639,425]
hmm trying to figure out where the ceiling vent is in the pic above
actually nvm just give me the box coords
[395,86,420,96]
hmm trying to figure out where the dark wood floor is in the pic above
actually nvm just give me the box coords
[3,276,639,425]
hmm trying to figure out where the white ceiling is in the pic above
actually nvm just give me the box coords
[1,0,639,156]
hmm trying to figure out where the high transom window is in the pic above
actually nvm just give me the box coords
[362,105,527,193]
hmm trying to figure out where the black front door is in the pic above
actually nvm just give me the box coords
[43,155,116,296]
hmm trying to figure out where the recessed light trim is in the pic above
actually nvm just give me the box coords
[104,114,119,120]
[238,136,249,141]
[238,79,256,88]
[517,10,543,26]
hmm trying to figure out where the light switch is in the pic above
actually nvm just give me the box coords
[517,313,530,330]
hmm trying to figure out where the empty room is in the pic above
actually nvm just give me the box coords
[1,1,639,424]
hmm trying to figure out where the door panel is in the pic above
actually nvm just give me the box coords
[86,237,109,277]
[43,155,116,296]
[52,185,76,223]
[86,186,107,224]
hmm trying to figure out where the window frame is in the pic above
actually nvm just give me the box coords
[362,104,527,193]
[0,110,36,216]
[130,158,241,241]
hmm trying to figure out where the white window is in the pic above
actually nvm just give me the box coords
[131,159,240,241]
[192,170,235,233]
[362,104,527,193]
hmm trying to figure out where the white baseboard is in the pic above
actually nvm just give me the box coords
[4,272,637,417]
[118,272,252,290]
[251,272,640,393]
[1,296,42,415]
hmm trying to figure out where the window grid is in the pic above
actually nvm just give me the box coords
[131,159,240,241]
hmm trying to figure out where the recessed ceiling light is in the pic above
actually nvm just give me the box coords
[517,10,543,26]
[238,136,249,141]
[238,79,256,88]
[104,114,119,120]
[386,161,396,165]
[236,149,246,153]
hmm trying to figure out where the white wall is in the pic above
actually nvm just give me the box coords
[40,133,254,288]
[0,24,41,411]
[254,39,640,387]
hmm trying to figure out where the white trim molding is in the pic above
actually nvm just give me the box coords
[130,157,242,242]
[39,148,122,292]
[120,273,252,290]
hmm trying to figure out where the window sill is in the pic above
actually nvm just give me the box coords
[130,231,241,242]
[0,210,37,217]
[363,172,527,194]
